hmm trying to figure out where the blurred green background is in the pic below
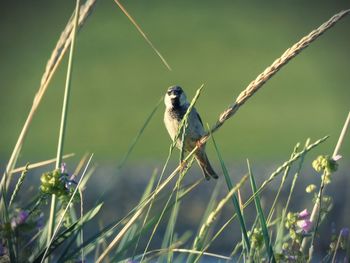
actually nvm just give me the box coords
[0,1,349,165]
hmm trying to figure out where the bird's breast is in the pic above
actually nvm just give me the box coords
[164,109,181,141]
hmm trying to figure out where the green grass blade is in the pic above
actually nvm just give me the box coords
[42,153,93,263]
[55,229,82,263]
[131,232,192,262]
[247,160,275,263]
[32,203,103,262]
[230,216,259,259]
[134,245,231,263]
[267,143,300,224]
[118,98,162,169]
[140,157,195,263]
[159,190,181,263]
[116,224,138,258]
[62,178,201,261]
[191,136,328,258]
[0,188,16,262]
[131,169,158,258]
[243,136,328,212]
[110,182,198,262]
[275,139,309,251]
[99,108,248,263]
[211,131,251,254]
[159,165,192,263]
[190,174,249,263]
[163,157,198,263]
[186,179,222,263]
[48,0,81,254]
[9,163,29,208]
[195,180,222,246]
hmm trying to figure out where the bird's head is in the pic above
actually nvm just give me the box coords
[164,85,187,109]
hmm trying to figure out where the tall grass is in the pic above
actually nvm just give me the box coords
[46,0,81,257]
[0,5,349,263]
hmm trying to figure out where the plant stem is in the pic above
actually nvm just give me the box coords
[301,112,350,253]
[46,0,80,260]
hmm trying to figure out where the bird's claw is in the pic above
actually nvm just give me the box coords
[179,160,188,173]
[196,140,203,149]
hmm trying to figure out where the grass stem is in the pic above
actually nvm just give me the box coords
[47,0,81,260]
[301,112,350,253]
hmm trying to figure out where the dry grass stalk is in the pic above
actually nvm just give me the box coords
[1,0,98,191]
[193,175,248,251]
[10,153,75,174]
[39,0,97,92]
[208,9,350,136]
[113,0,172,71]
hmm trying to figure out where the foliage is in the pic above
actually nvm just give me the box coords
[1,2,349,263]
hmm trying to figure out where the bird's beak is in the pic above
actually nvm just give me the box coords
[167,91,178,99]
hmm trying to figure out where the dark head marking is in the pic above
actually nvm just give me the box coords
[167,85,183,97]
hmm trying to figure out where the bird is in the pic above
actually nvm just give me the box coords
[163,85,218,180]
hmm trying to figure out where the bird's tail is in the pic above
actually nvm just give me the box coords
[195,151,218,180]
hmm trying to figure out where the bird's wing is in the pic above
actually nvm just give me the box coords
[195,110,203,127]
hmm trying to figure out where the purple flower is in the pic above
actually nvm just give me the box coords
[36,213,45,229]
[297,219,312,233]
[59,163,78,188]
[340,227,349,238]
[61,162,67,173]
[0,242,5,256]
[332,155,342,161]
[18,210,29,224]
[298,209,310,220]
[11,210,29,229]
[297,209,312,233]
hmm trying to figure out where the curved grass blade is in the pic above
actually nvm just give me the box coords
[32,203,103,263]
[129,169,158,258]
[62,179,201,261]
[197,136,328,258]
[191,174,249,263]
[131,232,192,262]
[267,143,300,224]
[247,160,275,262]
[275,140,309,251]
[140,157,195,263]
[118,98,163,169]
[42,153,93,263]
[113,0,172,71]
[186,179,221,263]
[47,0,81,253]
[211,131,250,254]
[9,163,29,207]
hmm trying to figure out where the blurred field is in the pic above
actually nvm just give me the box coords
[0,1,349,165]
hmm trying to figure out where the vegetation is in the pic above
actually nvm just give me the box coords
[0,2,349,262]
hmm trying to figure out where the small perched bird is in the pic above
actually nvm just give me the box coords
[164,85,218,180]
